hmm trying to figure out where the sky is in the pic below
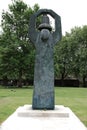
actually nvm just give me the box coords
[0,0,87,35]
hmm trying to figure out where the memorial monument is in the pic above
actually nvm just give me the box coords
[1,9,86,130]
[29,9,62,109]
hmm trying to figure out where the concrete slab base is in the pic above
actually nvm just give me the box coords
[1,105,87,130]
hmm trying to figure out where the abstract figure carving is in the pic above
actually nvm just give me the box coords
[29,9,62,109]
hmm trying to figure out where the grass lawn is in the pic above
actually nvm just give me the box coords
[0,87,87,126]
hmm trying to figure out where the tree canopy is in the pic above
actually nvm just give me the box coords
[0,0,87,87]
[0,0,39,87]
[54,26,87,87]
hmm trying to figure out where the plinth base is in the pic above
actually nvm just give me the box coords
[1,105,87,130]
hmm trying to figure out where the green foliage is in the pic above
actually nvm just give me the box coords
[54,25,87,87]
[0,0,39,87]
[0,0,87,87]
[54,35,72,80]
[70,26,87,86]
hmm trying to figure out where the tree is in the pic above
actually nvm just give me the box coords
[0,0,39,87]
[54,34,73,86]
[64,26,87,87]
[54,25,87,87]
[55,25,87,87]
[76,26,87,87]
[67,27,81,79]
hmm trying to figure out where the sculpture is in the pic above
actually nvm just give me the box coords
[29,9,62,109]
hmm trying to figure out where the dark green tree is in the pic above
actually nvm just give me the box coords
[69,26,87,87]
[54,34,73,86]
[0,0,39,87]
[54,26,87,87]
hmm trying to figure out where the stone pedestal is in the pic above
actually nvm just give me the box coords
[1,105,87,130]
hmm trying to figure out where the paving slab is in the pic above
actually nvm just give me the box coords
[1,105,87,130]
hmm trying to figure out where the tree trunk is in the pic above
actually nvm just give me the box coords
[82,75,86,88]
[61,65,66,87]
[2,76,8,86]
[61,73,65,87]
[17,70,22,88]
